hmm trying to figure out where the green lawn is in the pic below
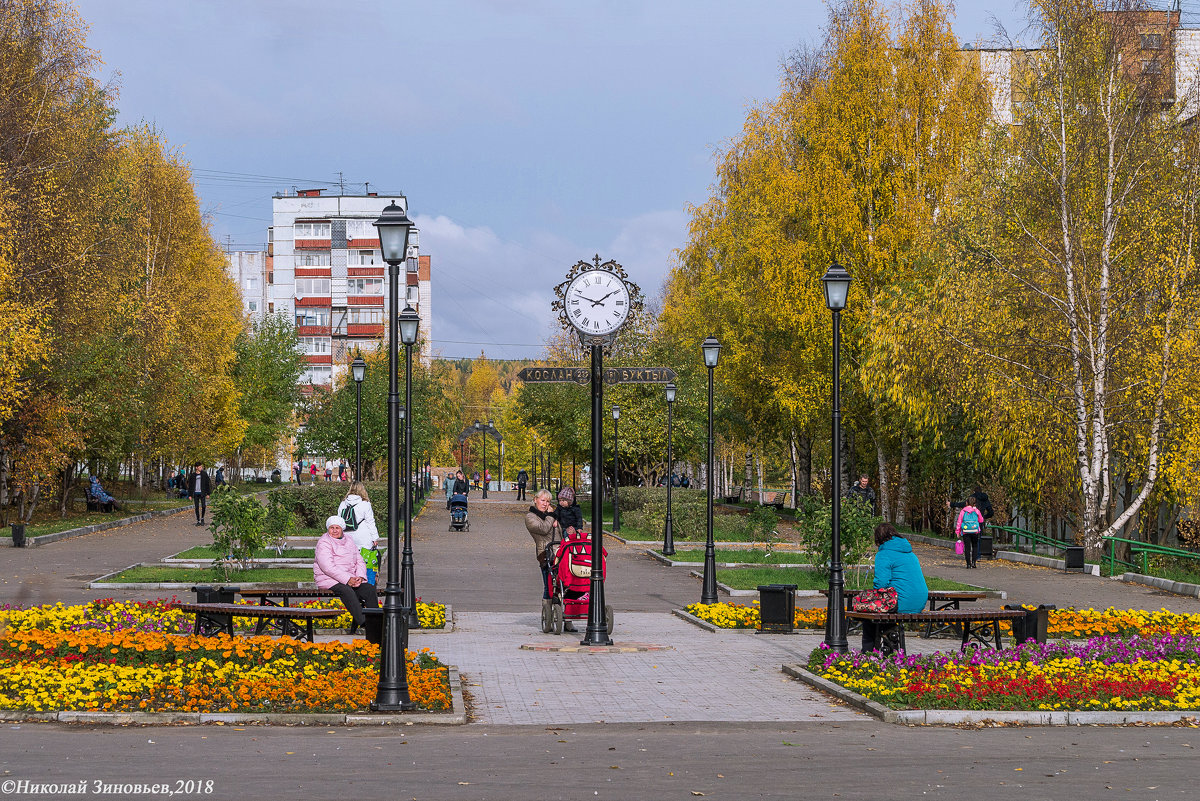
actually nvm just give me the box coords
[100,566,315,583]
[715,567,988,592]
[662,549,808,564]
[14,504,191,539]
[174,546,314,560]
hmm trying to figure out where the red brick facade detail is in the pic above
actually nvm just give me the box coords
[295,268,332,278]
[347,296,385,306]
[346,238,381,249]
[305,355,333,365]
[294,240,331,250]
[297,325,331,337]
[419,254,431,281]
[348,267,385,277]
[347,323,384,337]
[295,297,332,307]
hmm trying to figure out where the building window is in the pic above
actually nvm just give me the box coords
[268,302,274,313]
[294,222,331,238]
[349,308,383,324]
[296,278,331,297]
[1142,59,1164,74]
[267,270,274,284]
[346,219,376,239]
[406,285,419,305]
[296,309,329,327]
[349,249,377,266]
[298,337,331,355]
[248,301,258,312]
[1141,33,1163,50]
[296,252,331,266]
[301,366,332,385]
[347,278,384,295]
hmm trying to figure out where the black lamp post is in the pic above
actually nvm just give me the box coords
[700,336,721,605]
[352,354,366,481]
[822,262,852,653]
[483,420,494,498]
[399,304,420,630]
[371,199,415,711]
[611,405,620,533]
[663,382,676,556]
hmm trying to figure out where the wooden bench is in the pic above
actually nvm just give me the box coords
[236,588,345,636]
[846,608,1028,654]
[174,602,343,642]
[819,589,987,637]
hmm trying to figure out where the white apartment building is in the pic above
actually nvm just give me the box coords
[226,250,269,319]
[226,189,433,391]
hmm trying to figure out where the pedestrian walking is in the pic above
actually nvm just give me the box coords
[524,489,559,603]
[309,463,318,485]
[516,468,528,501]
[955,499,985,568]
[187,462,212,527]
[325,463,333,482]
[214,466,225,487]
[845,474,877,515]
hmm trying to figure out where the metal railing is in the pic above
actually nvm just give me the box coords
[1099,534,1200,577]
[988,525,1073,555]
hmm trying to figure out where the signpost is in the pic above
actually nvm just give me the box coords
[516,366,675,385]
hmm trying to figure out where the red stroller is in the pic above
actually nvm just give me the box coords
[540,528,614,635]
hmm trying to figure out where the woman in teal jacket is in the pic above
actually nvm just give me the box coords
[862,523,929,651]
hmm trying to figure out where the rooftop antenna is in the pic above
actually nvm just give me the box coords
[364,181,370,194]
[337,171,345,194]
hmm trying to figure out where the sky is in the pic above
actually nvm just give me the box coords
[73,0,1030,360]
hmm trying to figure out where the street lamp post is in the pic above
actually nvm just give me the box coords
[700,336,721,605]
[352,355,366,481]
[663,382,677,556]
[611,405,620,533]
[483,420,493,499]
[371,199,415,711]
[822,262,852,654]
[399,304,420,630]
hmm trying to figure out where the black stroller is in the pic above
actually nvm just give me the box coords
[448,493,469,531]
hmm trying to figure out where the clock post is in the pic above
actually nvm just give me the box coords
[581,336,612,646]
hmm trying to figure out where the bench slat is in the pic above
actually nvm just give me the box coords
[174,603,341,618]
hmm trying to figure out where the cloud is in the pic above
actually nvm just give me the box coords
[416,208,689,361]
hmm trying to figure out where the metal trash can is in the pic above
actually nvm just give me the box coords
[979,534,994,560]
[361,608,383,645]
[191,585,238,604]
[1004,604,1054,644]
[1063,546,1086,573]
[10,523,26,548]
[757,584,797,633]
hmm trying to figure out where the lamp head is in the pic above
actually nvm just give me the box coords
[398,406,406,420]
[821,261,852,312]
[701,335,721,369]
[399,304,420,346]
[612,405,620,421]
[373,199,413,264]
[665,382,676,404]
[351,354,366,383]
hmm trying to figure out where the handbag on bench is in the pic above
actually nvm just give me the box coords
[852,587,898,613]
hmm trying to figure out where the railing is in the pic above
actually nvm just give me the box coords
[988,525,1073,555]
[1099,534,1200,577]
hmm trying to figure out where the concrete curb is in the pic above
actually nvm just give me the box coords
[642,549,812,569]
[608,533,805,550]
[782,664,1200,726]
[88,563,316,590]
[0,666,467,726]
[1121,573,1200,598]
[669,608,803,635]
[907,532,1103,577]
[3,505,193,549]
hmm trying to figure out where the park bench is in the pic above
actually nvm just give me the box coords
[236,588,345,635]
[85,487,114,513]
[846,608,1028,654]
[173,602,343,642]
[819,589,988,638]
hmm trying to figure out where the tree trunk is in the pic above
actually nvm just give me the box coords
[788,430,799,509]
[58,464,76,518]
[23,480,41,524]
[875,438,890,522]
[755,452,764,504]
[896,436,910,527]
[840,428,854,497]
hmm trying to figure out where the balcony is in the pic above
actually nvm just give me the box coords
[346,238,380,249]
[294,240,331,250]
[304,354,332,365]
[347,323,384,337]
[295,297,332,307]
[297,325,332,337]
[347,296,384,306]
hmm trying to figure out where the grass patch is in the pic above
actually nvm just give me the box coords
[17,505,191,538]
[100,566,315,584]
[174,546,314,560]
[715,567,989,592]
[664,549,807,564]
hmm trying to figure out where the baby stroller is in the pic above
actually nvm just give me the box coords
[540,528,613,635]
[448,493,469,531]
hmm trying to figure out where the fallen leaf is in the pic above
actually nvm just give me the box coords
[691,793,705,797]
[458,782,470,786]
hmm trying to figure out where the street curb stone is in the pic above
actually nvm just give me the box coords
[4,506,193,549]
[1121,573,1200,598]
[782,664,1200,726]
[0,666,466,726]
[518,642,673,653]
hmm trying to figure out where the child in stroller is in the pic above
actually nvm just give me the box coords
[540,526,613,635]
[448,493,469,531]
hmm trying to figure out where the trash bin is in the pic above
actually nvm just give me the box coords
[11,523,26,548]
[1005,604,1054,644]
[979,534,994,560]
[758,584,797,633]
[361,608,383,645]
[191,585,238,604]
[1063,546,1086,573]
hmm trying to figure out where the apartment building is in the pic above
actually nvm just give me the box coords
[225,250,269,319]
[226,189,433,391]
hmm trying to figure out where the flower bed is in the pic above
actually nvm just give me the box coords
[806,636,1200,711]
[0,600,452,714]
[684,601,1200,639]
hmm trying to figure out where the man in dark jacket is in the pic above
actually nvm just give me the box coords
[516,468,529,501]
[845,474,877,514]
[188,462,212,526]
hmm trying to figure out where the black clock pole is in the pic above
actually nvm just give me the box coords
[581,340,613,646]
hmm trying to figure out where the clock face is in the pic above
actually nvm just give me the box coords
[565,270,631,336]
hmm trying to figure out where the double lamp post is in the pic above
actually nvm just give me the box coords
[370,199,422,711]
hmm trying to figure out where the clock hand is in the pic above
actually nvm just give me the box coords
[590,290,619,306]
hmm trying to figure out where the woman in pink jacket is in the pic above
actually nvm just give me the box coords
[955,502,985,569]
[314,514,378,629]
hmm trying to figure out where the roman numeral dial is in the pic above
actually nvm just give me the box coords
[564,269,631,337]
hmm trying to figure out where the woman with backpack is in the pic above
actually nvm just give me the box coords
[338,482,380,584]
[955,498,985,568]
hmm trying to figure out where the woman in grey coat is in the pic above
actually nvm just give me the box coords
[524,489,559,601]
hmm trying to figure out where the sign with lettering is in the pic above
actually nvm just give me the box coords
[602,367,676,384]
[517,367,591,384]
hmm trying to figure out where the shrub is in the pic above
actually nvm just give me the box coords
[796,497,879,582]
[208,487,270,579]
[617,487,707,515]
[267,482,386,531]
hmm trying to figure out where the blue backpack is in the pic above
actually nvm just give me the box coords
[961,509,981,534]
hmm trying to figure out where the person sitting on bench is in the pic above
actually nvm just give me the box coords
[88,476,120,511]
[314,514,378,633]
[862,523,928,651]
